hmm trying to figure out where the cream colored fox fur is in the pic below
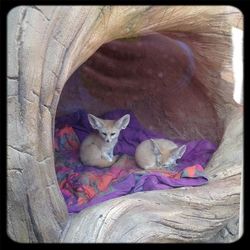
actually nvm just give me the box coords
[135,139,186,170]
[80,113,130,168]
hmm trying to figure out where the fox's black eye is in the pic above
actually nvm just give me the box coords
[102,132,107,136]
[111,133,116,136]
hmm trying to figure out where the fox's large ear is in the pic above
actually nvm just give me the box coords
[115,114,130,130]
[88,114,104,130]
[171,145,186,160]
[150,139,161,155]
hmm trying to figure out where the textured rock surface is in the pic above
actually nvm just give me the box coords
[7,6,243,243]
[58,33,226,145]
[61,175,240,243]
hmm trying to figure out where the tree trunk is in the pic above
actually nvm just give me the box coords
[7,6,243,243]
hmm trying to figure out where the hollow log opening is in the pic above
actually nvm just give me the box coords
[7,6,243,243]
[55,29,242,242]
[56,33,224,145]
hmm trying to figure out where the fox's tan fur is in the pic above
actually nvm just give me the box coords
[80,113,130,168]
[135,139,186,170]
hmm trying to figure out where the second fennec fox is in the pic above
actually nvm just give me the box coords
[80,113,130,168]
[135,139,186,171]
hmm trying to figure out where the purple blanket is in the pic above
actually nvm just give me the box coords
[54,109,216,213]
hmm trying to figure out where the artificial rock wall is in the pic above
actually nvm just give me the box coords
[7,6,243,243]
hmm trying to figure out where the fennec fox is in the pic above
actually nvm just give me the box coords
[80,113,130,168]
[135,139,186,171]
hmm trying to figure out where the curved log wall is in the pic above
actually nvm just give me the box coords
[7,6,243,243]
[57,34,223,145]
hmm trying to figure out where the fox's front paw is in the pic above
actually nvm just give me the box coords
[102,153,113,162]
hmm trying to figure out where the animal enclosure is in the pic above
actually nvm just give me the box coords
[7,6,243,243]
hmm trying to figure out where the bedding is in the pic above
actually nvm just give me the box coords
[54,109,216,213]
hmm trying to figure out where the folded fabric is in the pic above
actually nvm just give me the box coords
[54,109,217,213]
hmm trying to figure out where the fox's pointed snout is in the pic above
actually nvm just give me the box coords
[105,137,112,143]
